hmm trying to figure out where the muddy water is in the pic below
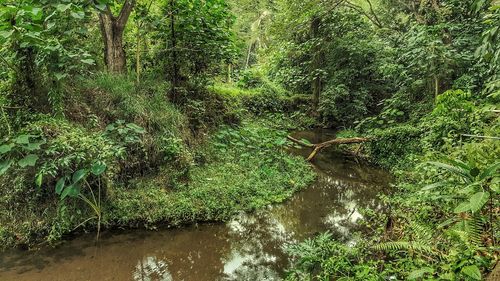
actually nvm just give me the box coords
[0,130,391,281]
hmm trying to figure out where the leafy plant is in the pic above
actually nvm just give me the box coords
[56,162,107,240]
[0,134,46,178]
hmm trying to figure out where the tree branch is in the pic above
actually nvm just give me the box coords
[117,0,136,29]
[365,0,383,28]
[344,1,383,28]
[287,135,371,161]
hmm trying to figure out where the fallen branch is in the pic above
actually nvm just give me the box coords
[287,135,370,161]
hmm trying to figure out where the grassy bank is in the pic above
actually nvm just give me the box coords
[0,74,315,249]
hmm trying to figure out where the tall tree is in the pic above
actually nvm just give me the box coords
[98,0,136,73]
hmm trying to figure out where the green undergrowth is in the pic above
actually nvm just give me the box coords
[0,73,315,249]
[285,90,500,279]
[107,121,315,226]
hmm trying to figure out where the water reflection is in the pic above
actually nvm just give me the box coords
[0,130,390,281]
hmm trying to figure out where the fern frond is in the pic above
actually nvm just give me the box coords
[409,220,433,242]
[372,241,434,254]
[448,215,483,246]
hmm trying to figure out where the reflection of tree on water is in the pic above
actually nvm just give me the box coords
[218,145,390,280]
[134,256,173,281]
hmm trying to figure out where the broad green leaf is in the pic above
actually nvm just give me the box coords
[55,177,66,195]
[67,183,81,198]
[421,181,447,191]
[18,154,39,168]
[479,162,500,180]
[461,265,481,280]
[91,163,107,176]
[468,192,489,213]
[23,140,45,151]
[35,173,43,187]
[70,11,85,19]
[54,72,67,81]
[15,135,33,144]
[126,123,145,133]
[72,169,87,183]
[56,4,71,12]
[0,144,14,154]
[491,177,499,193]
[0,30,14,39]
[0,160,12,176]
[454,201,470,213]
[408,267,434,279]
[61,184,72,200]
[95,3,107,11]
[81,58,95,65]
[61,183,81,200]
[427,161,473,183]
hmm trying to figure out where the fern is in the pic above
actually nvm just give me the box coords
[372,241,434,254]
[448,215,483,246]
[409,220,433,242]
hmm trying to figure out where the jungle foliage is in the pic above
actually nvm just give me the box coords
[0,0,499,279]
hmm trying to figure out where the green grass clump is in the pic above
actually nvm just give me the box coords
[209,83,258,97]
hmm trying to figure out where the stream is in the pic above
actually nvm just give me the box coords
[0,130,391,281]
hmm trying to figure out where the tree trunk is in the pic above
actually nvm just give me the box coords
[310,15,322,116]
[227,64,232,83]
[98,1,135,74]
[434,74,439,100]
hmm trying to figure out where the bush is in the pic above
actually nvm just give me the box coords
[318,84,370,127]
[420,89,486,150]
[366,124,424,169]
[0,117,145,246]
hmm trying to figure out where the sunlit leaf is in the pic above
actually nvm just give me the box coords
[15,135,33,144]
[81,58,95,65]
[408,267,434,279]
[35,173,43,187]
[91,163,107,176]
[468,192,489,213]
[18,154,39,167]
[0,144,14,154]
[0,160,12,176]
[454,201,470,213]
[72,169,87,183]
[461,265,481,280]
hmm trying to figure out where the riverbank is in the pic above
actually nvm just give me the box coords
[0,75,315,250]
[0,130,390,280]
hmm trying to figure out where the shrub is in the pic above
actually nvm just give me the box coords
[318,84,370,127]
[366,124,424,169]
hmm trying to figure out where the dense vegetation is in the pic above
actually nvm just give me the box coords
[0,0,498,280]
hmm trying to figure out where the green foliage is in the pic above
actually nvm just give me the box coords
[108,121,315,226]
[366,124,424,169]
[286,233,390,281]
[318,84,369,127]
[0,116,146,246]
